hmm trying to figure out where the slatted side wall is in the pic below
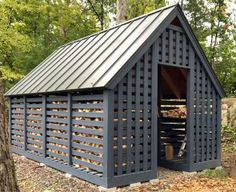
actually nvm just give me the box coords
[10,92,104,179]
[46,95,69,162]
[113,47,152,176]
[193,56,219,163]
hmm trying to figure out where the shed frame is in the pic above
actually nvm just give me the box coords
[6,4,223,188]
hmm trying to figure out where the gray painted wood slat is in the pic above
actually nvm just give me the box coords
[9,97,12,144]
[72,120,103,127]
[117,79,123,175]
[27,127,43,134]
[216,95,221,160]
[126,71,132,173]
[43,95,47,157]
[151,41,158,172]
[47,137,68,146]
[72,135,102,145]
[187,44,194,166]
[143,52,149,171]
[72,150,102,163]
[195,59,200,163]
[72,94,103,101]
[73,127,103,136]
[68,93,72,165]
[201,69,206,162]
[72,158,103,173]
[162,31,166,62]
[47,124,67,131]
[23,96,27,151]
[175,31,180,65]
[206,79,210,161]
[72,142,103,154]
[47,131,67,139]
[212,89,216,160]
[72,103,103,109]
[169,29,173,64]
[182,34,186,66]
[72,112,104,118]
[135,61,141,172]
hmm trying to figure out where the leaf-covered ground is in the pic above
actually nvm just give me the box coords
[14,151,236,192]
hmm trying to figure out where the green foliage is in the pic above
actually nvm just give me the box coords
[128,0,165,19]
[0,0,102,91]
[222,125,236,152]
[222,126,236,143]
[183,0,236,96]
[199,169,228,179]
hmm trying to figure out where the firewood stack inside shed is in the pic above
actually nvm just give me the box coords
[161,106,187,119]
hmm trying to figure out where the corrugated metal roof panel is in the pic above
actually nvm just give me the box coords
[6,4,177,96]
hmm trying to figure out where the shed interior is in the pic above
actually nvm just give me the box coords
[158,65,188,165]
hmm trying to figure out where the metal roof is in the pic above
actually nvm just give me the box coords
[5,4,224,97]
[6,4,176,96]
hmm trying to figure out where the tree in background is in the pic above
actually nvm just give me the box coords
[128,0,165,19]
[183,0,236,95]
[117,0,128,23]
[0,2,31,191]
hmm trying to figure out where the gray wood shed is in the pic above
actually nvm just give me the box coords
[5,4,224,188]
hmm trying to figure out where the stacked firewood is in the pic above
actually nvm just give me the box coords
[162,106,187,118]
[47,100,103,172]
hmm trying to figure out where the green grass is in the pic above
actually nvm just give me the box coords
[198,169,228,179]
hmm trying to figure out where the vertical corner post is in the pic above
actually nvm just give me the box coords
[103,90,114,187]
[8,97,12,145]
[151,41,158,174]
[23,96,27,151]
[216,96,221,161]
[186,44,194,170]
[68,93,72,165]
[42,95,47,157]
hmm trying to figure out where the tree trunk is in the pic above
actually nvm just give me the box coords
[0,77,19,192]
[116,0,128,24]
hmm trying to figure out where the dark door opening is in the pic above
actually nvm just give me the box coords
[158,65,188,167]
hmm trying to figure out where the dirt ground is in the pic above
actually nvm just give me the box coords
[14,151,236,192]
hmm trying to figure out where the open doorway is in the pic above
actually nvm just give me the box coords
[158,65,188,167]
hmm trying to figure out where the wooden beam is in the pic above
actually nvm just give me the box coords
[161,67,181,99]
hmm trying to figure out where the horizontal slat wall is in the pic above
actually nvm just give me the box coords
[11,98,25,149]
[10,91,104,180]
[26,97,43,154]
[113,46,153,176]
[71,94,104,174]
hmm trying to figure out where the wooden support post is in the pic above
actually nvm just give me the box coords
[186,45,194,169]
[9,97,12,145]
[103,90,114,185]
[23,96,27,151]
[135,62,141,172]
[195,60,200,163]
[68,93,72,165]
[216,96,221,161]
[126,72,132,174]
[151,42,158,173]
[42,95,47,157]
[161,67,181,99]
[143,52,149,171]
